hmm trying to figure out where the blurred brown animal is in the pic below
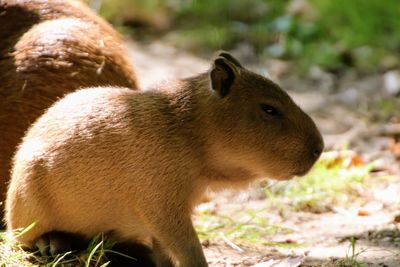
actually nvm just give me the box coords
[6,52,323,267]
[0,0,138,216]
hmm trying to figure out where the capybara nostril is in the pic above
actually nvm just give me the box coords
[312,140,324,160]
[313,148,322,158]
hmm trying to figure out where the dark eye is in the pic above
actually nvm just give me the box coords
[260,104,279,116]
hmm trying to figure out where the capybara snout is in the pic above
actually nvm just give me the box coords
[209,66,324,180]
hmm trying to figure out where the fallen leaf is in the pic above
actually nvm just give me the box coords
[357,210,369,216]
[357,201,384,216]
[348,154,364,167]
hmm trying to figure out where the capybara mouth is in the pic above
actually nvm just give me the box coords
[293,169,310,177]
[292,162,317,177]
[291,161,316,177]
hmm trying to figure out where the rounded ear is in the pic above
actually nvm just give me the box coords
[217,51,243,68]
[210,57,238,98]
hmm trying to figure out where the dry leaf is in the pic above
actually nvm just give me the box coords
[348,154,363,167]
[357,210,369,216]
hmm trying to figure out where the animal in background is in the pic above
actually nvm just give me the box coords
[0,0,139,216]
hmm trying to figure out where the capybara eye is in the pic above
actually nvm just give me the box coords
[260,104,279,116]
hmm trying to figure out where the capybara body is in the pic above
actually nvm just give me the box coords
[0,0,138,212]
[6,53,323,267]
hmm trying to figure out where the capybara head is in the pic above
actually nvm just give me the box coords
[205,52,324,180]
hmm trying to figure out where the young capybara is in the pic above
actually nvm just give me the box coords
[6,52,324,267]
[0,0,138,215]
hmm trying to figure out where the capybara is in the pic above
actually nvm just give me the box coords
[6,52,323,267]
[0,0,139,216]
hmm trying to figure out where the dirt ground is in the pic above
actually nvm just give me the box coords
[127,40,400,267]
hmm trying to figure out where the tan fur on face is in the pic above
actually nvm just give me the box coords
[6,54,323,267]
[0,0,138,216]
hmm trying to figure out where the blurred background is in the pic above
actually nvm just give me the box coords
[86,0,400,73]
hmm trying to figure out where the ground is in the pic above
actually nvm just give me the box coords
[127,40,400,267]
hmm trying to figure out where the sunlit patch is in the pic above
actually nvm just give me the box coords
[17,139,45,161]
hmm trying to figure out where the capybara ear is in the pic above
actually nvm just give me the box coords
[217,51,243,68]
[210,57,238,98]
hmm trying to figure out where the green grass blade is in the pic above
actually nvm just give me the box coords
[51,251,72,267]
[85,241,103,267]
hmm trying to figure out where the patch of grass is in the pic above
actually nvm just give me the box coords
[194,207,294,247]
[343,237,366,267]
[0,230,36,267]
[0,231,118,267]
[331,237,366,267]
[264,151,387,212]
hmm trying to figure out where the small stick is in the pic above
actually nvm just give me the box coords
[219,233,244,253]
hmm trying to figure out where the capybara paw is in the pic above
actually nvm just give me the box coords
[35,231,88,257]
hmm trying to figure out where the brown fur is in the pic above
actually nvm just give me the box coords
[0,0,138,213]
[6,54,323,267]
